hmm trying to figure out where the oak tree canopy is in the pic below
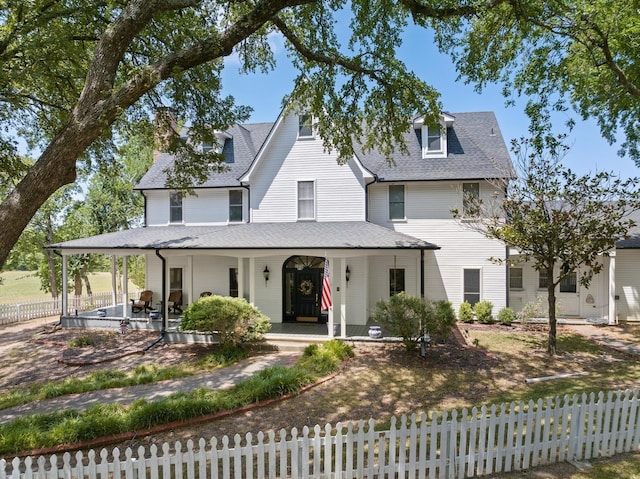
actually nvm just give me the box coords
[1,0,639,268]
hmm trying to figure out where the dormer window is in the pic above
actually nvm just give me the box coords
[298,113,314,138]
[414,113,454,159]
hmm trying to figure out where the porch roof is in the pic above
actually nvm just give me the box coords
[48,221,439,252]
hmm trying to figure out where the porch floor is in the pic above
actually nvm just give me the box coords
[65,304,392,340]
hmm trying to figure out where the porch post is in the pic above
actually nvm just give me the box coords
[237,257,245,300]
[111,255,117,307]
[122,256,128,319]
[340,257,346,338]
[609,251,617,325]
[248,258,256,306]
[61,254,68,316]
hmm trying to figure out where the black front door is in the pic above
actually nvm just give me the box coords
[283,256,327,323]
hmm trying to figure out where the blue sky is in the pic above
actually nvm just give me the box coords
[221,25,637,180]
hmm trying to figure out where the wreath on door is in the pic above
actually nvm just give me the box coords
[299,280,314,296]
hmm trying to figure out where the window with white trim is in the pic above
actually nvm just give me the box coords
[509,267,523,290]
[560,271,577,293]
[297,181,315,220]
[421,124,447,158]
[389,268,405,296]
[463,268,481,306]
[389,184,405,220]
[169,191,183,223]
[538,270,548,289]
[229,190,243,222]
[462,182,480,217]
[298,114,313,138]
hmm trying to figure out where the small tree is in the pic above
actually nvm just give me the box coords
[456,136,640,354]
[181,295,271,347]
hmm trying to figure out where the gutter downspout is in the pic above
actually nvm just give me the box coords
[420,248,425,300]
[144,249,169,351]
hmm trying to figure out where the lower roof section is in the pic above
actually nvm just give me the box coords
[48,221,440,253]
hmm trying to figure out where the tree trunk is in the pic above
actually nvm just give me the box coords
[44,216,59,299]
[547,266,557,355]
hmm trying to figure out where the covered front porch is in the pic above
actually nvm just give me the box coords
[60,303,394,342]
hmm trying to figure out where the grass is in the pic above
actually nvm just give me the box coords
[0,340,354,455]
[0,271,138,304]
[0,345,257,411]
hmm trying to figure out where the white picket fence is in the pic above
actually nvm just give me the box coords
[0,292,135,325]
[2,389,639,479]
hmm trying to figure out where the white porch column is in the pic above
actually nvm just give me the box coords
[609,251,617,325]
[186,255,193,307]
[237,257,245,300]
[122,256,128,319]
[61,254,68,316]
[340,257,346,338]
[111,255,117,306]
[249,258,256,305]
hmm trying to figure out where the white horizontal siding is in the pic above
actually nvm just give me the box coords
[616,251,640,321]
[145,189,246,226]
[250,115,366,223]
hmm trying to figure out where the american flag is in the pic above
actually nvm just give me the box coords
[321,258,332,311]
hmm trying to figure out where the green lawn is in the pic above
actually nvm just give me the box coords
[0,271,138,304]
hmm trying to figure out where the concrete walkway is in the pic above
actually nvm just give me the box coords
[566,324,640,356]
[0,351,300,425]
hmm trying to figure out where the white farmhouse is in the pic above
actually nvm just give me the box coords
[62,106,639,336]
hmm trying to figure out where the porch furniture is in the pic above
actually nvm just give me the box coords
[131,290,153,313]
[168,290,183,313]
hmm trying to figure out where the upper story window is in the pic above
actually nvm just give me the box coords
[414,113,453,159]
[297,180,315,220]
[389,184,405,220]
[169,191,183,223]
[298,114,314,138]
[202,142,214,154]
[229,190,243,222]
[462,182,480,217]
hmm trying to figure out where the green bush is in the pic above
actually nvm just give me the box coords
[370,293,430,351]
[474,300,494,324]
[432,300,456,342]
[371,294,456,351]
[181,295,271,347]
[497,307,515,326]
[458,301,474,322]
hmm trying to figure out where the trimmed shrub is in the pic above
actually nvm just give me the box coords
[474,300,494,324]
[432,300,456,342]
[458,301,474,322]
[497,307,515,326]
[181,295,271,347]
[370,293,431,351]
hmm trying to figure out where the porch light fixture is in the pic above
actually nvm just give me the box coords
[263,266,270,285]
[345,266,351,283]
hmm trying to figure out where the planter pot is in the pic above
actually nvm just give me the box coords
[368,326,382,339]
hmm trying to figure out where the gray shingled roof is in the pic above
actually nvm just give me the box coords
[136,122,274,190]
[135,111,513,189]
[49,222,439,251]
[356,112,513,181]
[616,209,640,249]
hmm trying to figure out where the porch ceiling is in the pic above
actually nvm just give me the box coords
[48,221,440,253]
